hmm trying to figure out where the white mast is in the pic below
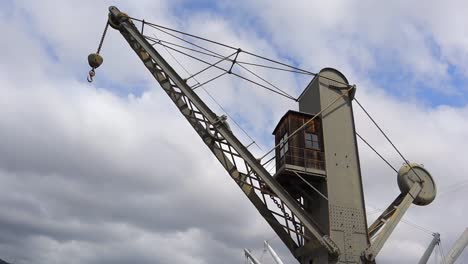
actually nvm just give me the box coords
[244,249,262,264]
[265,240,283,264]
[418,233,440,264]
[264,240,284,264]
[445,228,468,264]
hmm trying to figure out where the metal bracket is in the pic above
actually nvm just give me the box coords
[213,114,230,130]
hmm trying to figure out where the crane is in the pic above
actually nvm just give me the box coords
[88,6,439,263]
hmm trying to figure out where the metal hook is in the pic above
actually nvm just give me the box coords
[87,69,95,83]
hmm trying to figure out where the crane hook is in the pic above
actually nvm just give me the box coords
[87,68,96,83]
[86,18,107,84]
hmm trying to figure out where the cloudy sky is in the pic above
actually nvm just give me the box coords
[0,0,467,263]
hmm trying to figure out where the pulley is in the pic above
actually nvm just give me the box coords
[397,163,437,206]
[108,8,129,29]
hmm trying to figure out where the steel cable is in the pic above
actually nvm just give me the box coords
[354,98,424,182]
[356,132,398,173]
[134,18,352,86]
[153,41,297,101]
[153,33,263,151]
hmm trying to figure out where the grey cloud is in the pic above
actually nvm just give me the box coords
[0,1,467,264]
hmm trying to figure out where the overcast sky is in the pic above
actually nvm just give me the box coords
[0,0,467,263]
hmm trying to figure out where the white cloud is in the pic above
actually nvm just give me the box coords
[0,0,467,264]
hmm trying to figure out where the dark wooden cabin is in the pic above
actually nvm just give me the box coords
[272,110,326,185]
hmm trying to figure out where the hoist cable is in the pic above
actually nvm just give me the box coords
[356,132,398,173]
[236,62,297,101]
[185,50,239,81]
[154,41,297,101]
[146,34,298,100]
[136,17,312,74]
[241,49,313,75]
[237,61,313,75]
[154,42,228,77]
[141,19,357,95]
[96,21,109,54]
[135,18,355,87]
[153,34,263,151]
[132,17,239,50]
[354,98,424,182]
[148,35,315,75]
[233,70,297,101]
[191,72,228,90]
[145,23,231,60]
[138,17,340,80]
[146,36,225,60]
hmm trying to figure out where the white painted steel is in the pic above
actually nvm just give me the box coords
[264,241,285,264]
[445,228,468,264]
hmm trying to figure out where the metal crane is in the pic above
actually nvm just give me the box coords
[89,6,438,263]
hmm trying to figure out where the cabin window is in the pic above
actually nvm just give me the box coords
[305,132,320,150]
[279,132,288,157]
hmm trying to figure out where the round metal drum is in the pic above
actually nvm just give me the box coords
[397,163,436,206]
